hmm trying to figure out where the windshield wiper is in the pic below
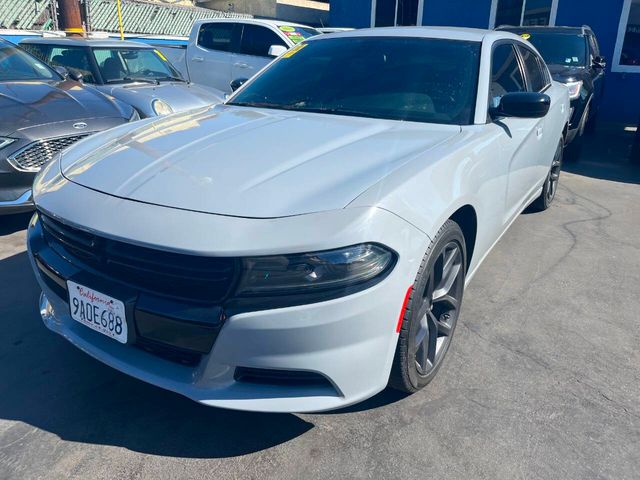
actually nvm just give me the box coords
[121,77,160,85]
[158,76,186,83]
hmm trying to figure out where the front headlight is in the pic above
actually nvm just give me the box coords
[152,99,173,116]
[236,243,396,297]
[565,80,583,100]
[0,137,16,150]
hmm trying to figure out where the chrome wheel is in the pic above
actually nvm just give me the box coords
[413,241,464,376]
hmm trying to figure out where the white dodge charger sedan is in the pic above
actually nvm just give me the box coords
[28,27,569,413]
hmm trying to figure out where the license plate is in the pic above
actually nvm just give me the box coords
[67,280,128,344]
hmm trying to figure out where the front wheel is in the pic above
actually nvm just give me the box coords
[389,220,466,393]
[531,139,563,212]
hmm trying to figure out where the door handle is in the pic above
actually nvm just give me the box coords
[536,126,544,138]
[191,56,204,62]
[234,62,250,68]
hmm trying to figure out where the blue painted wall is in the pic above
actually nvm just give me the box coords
[422,0,492,28]
[330,0,372,28]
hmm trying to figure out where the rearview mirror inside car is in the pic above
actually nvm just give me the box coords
[268,45,288,57]
[492,92,550,119]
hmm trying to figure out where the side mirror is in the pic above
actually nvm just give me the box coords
[54,65,69,78]
[68,69,83,82]
[268,44,288,57]
[492,92,550,119]
[592,56,607,69]
[230,78,248,92]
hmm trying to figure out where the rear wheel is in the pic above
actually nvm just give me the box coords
[531,139,563,212]
[389,220,466,393]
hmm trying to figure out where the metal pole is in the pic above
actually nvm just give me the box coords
[57,0,85,36]
[116,0,125,40]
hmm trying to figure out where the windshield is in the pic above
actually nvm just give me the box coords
[92,47,182,83]
[521,33,587,66]
[0,43,57,81]
[228,37,481,125]
[276,25,321,44]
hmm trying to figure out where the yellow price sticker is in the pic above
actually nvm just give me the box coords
[282,43,307,58]
[521,33,531,40]
[154,49,168,62]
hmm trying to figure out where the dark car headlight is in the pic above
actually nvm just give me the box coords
[236,243,396,298]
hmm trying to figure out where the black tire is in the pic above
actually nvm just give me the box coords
[531,139,563,212]
[389,220,466,393]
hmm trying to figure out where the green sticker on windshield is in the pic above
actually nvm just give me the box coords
[521,33,531,40]
[279,26,296,32]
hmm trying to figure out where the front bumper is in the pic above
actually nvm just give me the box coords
[0,189,33,215]
[29,177,428,412]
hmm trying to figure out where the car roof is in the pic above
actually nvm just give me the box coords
[308,26,520,43]
[193,18,318,30]
[497,25,591,35]
[19,37,153,48]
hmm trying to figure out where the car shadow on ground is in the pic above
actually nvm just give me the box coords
[562,124,640,185]
[0,251,314,459]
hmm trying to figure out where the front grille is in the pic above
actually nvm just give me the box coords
[40,214,238,303]
[9,134,91,171]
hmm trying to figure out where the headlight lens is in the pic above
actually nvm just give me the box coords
[0,137,16,150]
[152,99,173,116]
[236,243,396,297]
[566,80,583,100]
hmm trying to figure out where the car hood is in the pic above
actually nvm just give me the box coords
[101,82,225,113]
[0,80,126,135]
[547,64,588,83]
[60,105,460,218]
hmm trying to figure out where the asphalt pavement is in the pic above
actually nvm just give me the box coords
[0,126,639,479]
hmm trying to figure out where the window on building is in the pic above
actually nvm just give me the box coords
[614,0,640,70]
[490,43,526,108]
[493,0,555,28]
[239,25,286,57]
[374,0,420,27]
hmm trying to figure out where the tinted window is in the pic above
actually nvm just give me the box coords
[489,44,526,108]
[229,37,481,125]
[48,46,95,82]
[587,34,600,58]
[198,23,235,52]
[520,32,587,66]
[620,0,640,66]
[240,25,286,57]
[518,45,546,91]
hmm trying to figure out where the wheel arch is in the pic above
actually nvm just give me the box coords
[449,204,477,271]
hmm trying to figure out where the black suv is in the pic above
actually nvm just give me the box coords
[498,26,605,160]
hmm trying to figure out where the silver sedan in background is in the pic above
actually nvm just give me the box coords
[20,38,225,117]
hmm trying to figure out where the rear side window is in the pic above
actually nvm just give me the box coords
[490,43,526,108]
[518,45,547,92]
[239,24,286,57]
[198,23,236,52]
[21,44,50,63]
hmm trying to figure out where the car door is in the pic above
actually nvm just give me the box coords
[489,42,546,224]
[231,24,288,83]
[188,22,240,91]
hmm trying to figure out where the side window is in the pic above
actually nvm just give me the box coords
[517,45,546,92]
[198,23,236,52]
[587,34,600,58]
[21,44,50,63]
[490,43,526,108]
[239,24,286,57]
[48,46,95,83]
